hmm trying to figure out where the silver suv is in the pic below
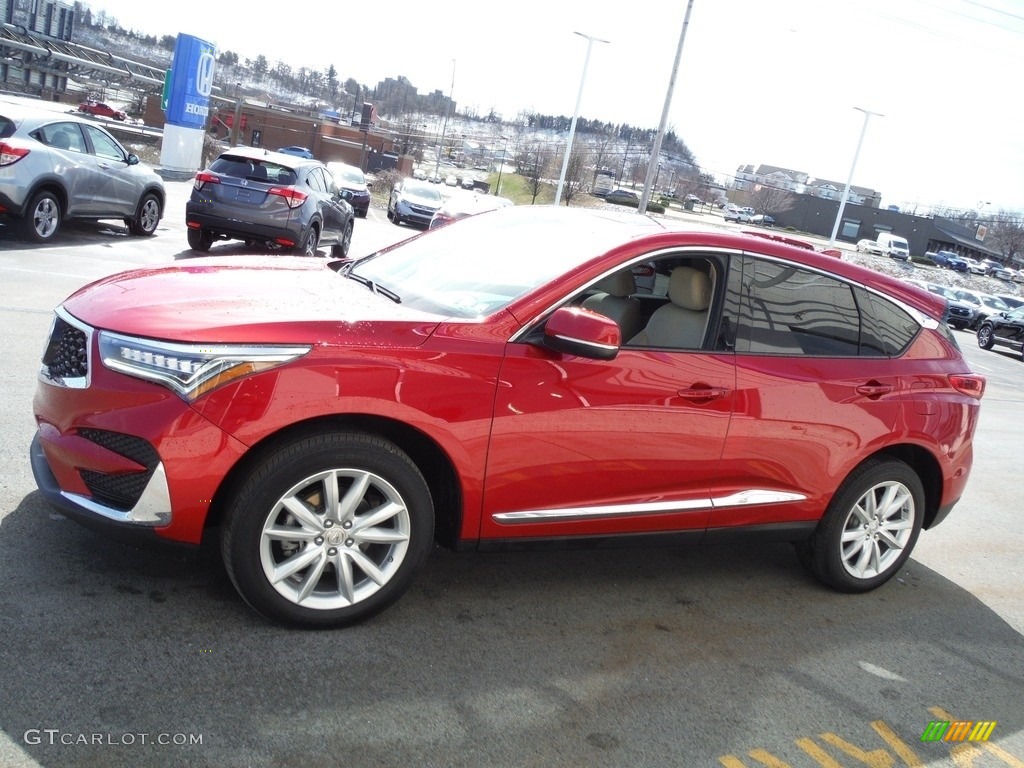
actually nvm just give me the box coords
[0,101,165,242]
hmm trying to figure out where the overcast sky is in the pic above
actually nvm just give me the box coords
[88,0,1023,214]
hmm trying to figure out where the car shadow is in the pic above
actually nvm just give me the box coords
[1,490,1022,766]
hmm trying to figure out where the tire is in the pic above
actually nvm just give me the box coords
[297,226,319,256]
[796,458,923,593]
[977,325,995,349]
[330,221,353,258]
[21,190,61,242]
[186,227,212,252]
[128,192,161,236]
[221,431,434,627]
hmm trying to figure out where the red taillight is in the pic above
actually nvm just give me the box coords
[193,171,220,190]
[0,141,29,166]
[268,186,308,209]
[950,374,986,399]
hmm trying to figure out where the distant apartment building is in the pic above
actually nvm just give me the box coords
[1,0,76,93]
[734,163,881,208]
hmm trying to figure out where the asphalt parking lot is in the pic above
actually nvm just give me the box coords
[1,187,1022,768]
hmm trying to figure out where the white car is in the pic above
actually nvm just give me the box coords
[856,239,887,255]
[724,209,755,223]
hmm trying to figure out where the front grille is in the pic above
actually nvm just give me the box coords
[949,307,971,318]
[77,429,160,511]
[41,315,88,380]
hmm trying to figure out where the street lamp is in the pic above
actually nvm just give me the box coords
[828,107,884,249]
[554,31,609,206]
[433,59,456,182]
[494,135,509,196]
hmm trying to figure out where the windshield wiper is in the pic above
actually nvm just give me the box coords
[343,271,401,304]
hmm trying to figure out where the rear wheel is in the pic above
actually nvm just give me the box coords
[21,190,61,242]
[128,193,162,236]
[796,458,923,593]
[186,227,212,252]
[221,431,434,627]
[330,221,353,258]
[297,226,319,256]
[977,325,995,349]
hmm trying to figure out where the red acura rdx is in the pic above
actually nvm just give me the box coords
[31,206,985,627]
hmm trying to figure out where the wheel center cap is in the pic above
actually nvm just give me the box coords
[326,529,345,546]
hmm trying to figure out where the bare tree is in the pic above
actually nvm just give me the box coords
[517,140,555,204]
[560,145,592,206]
[750,184,796,216]
[988,209,1024,265]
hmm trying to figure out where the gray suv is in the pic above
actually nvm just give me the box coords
[0,102,165,242]
[185,147,355,256]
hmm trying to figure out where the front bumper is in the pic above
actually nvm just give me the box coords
[30,433,192,550]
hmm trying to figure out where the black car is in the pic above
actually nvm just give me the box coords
[185,147,355,256]
[604,189,641,205]
[976,307,1024,360]
[905,280,977,330]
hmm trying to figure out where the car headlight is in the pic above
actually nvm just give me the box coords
[98,331,311,402]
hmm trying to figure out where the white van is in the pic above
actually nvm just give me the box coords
[876,232,910,261]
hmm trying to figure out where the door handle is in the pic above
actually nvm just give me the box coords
[856,383,894,398]
[677,386,729,401]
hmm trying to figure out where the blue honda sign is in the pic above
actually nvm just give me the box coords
[165,34,216,129]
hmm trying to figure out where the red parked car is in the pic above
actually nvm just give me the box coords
[77,100,127,121]
[31,206,985,627]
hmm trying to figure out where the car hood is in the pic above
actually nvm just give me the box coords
[60,257,442,346]
[401,189,441,207]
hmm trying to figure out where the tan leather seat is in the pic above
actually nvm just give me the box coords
[582,271,642,343]
[629,266,711,348]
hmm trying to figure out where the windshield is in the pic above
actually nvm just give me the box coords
[349,206,660,319]
[982,295,1009,311]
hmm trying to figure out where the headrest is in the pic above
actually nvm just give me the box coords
[593,271,636,298]
[668,266,711,311]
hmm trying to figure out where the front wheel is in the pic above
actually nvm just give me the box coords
[21,190,61,242]
[128,192,161,236]
[221,431,434,627]
[977,325,995,349]
[796,458,923,593]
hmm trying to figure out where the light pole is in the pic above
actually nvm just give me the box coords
[639,0,695,213]
[433,59,456,182]
[554,31,609,206]
[828,107,884,248]
[494,135,509,196]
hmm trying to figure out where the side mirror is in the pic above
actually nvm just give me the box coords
[126,153,139,166]
[542,306,621,360]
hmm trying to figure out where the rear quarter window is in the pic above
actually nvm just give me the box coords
[723,254,918,357]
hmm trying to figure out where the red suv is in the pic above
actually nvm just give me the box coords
[31,207,985,627]
[77,100,127,121]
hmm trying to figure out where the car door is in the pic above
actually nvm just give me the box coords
[479,253,736,542]
[992,308,1024,347]
[79,123,140,215]
[35,121,102,215]
[305,165,345,243]
[708,252,909,531]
